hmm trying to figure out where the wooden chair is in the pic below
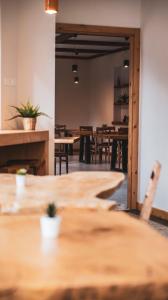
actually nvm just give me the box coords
[140,161,161,222]
[79,126,93,163]
[117,127,128,170]
[55,126,68,176]
[92,126,115,163]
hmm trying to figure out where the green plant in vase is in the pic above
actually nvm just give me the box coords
[9,101,49,130]
[40,203,61,239]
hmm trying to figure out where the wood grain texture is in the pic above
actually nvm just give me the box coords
[129,30,140,209]
[0,131,49,175]
[0,172,124,213]
[140,161,161,222]
[56,23,138,37]
[0,130,49,146]
[54,136,80,144]
[137,202,168,222]
[0,210,168,299]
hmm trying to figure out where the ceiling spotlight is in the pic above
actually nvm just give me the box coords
[74,77,79,84]
[45,0,58,14]
[123,59,129,68]
[72,64,78,73]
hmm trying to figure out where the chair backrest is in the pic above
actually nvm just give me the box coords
[140,161,161,222]
[55,124,66,130]
[55,124,66,138]
[80,126,93,132]
[118,127,128,134]
[96,126,115,134]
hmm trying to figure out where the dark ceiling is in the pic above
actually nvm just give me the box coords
[56,33,129,60]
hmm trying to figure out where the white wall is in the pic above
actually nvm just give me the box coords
[0,1,1,129]
[55,59,90,128]
[16,0,55,173]
[56,51,129,129]
[1,0,55,174]
[57,0,141,28]
[139,0,168,211]
[89,51,129,127]
[1,0,18,129]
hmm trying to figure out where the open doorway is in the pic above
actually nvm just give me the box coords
[55,23,140,210]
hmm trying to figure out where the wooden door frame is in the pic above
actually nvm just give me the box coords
[56,23,140,209]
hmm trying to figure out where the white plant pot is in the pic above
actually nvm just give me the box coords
[40,216,61,239]
[16,174,26,188]
[23,118,37,131]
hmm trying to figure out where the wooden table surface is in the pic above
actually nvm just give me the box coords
[0,172,124,213]
[0,130,49,146]
[54,136,80,144]
[1,209,168,299]
[67,129,128,140]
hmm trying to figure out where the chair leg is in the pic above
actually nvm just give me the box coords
[59,156,62,175]
[66,155,69,174]
[54,157,56,175]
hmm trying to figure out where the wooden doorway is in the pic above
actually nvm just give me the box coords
[56,23,140,209]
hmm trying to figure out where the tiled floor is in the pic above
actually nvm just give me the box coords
[56,155,168,238]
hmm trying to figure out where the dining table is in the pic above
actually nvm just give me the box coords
[66,129,128,170]
[0,189,168,299]
[54,136,80,145]
[0,172,168,300]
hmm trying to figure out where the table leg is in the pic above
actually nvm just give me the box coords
[122,140,128,173]
[79,136,84,162]
[85,135,91,164]
[111,140,117,170]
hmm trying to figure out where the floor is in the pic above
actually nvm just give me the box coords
[56,155,168,238]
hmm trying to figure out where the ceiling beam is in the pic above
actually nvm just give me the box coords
[56,55,90,60]
[88,46,129,59]
[56,47,122,54]
[60,39,129,47]
[56,46,129,60]
[56,33,77,44]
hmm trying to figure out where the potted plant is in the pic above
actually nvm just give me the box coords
[16,168,27,188]
[9,101,49,130]
[40,203,61,239]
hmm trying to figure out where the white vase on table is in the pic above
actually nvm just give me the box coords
[40,215,61,239]
[16,174,26,188]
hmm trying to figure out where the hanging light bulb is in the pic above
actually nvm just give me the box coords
[74,77,79,84]
[123,59,129,68]
[72,64,78,73]
[45,0,58,14]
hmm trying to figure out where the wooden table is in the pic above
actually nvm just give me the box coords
[54,136,80,174]
[0,130,49,175]
[1,209,168,299]
[67,130,128,168]
[66,129,128,140]
[54,136,80,144]
[0,172,124,213]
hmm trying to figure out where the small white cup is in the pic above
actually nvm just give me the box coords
[40,216,61,239]
[16,174,26,188]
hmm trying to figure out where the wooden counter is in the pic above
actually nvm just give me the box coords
[0,209,168,300]
[0,130,49,175]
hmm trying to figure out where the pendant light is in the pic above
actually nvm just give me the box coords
[45,0,58,14]
[123,59,129,68]
[74,77,79,84]
[72,64,78,73]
